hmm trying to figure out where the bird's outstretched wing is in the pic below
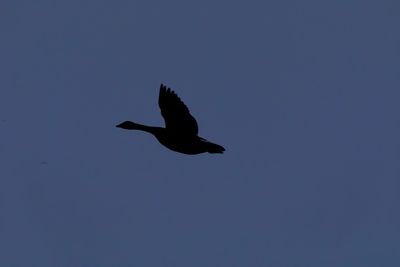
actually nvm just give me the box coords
[158,84,198,135]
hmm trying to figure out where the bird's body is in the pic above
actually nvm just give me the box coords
[116,84,225,155]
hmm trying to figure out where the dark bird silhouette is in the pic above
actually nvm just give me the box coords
[116,84,225,155]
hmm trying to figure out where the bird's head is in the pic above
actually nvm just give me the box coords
[116,121,140,129]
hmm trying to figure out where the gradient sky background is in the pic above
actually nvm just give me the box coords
[1,1,399,266]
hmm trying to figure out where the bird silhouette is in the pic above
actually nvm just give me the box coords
[116,84,225,155]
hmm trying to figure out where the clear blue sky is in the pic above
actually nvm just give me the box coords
[1,1,399,266]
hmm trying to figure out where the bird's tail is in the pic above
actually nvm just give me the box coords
[205,141,225,154]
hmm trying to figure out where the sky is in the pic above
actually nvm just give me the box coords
[1,0,399,266]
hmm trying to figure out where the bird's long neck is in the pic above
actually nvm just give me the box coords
[128,122,151,131]
[118,121,162,135]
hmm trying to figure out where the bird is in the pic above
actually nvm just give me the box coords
[116,84,225,155]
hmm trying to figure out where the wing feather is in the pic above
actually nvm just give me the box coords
[158,84,198,135]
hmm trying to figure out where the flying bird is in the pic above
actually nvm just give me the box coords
[116,84,225,155]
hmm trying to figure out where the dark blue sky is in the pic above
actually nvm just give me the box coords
[1,1,399,266]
